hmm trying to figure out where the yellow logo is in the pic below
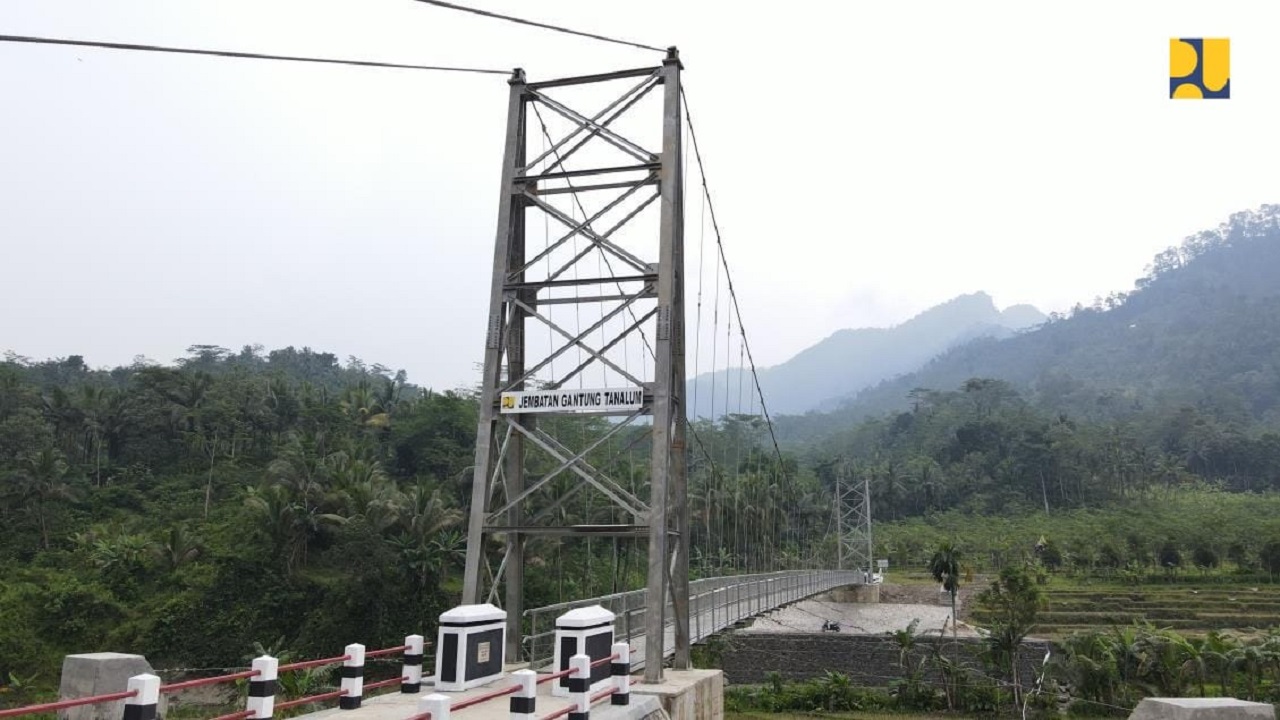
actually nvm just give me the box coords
[501,395,515,409]
[1170,38,1229,99]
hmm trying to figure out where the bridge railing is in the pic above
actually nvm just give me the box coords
[521,569,861,668]
[416,644,632,720]
[0,637,427,720]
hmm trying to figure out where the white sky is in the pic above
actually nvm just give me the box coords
[2,0,1277,389]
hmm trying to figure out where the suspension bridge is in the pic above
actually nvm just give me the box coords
[0,7,878,720]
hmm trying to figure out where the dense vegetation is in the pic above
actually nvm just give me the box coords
[0,347,482,690]
[0,345,818,698]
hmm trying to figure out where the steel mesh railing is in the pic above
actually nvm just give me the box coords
[521,570,860,668]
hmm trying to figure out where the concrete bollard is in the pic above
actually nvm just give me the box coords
[245,655,277,720]
[609,643,629,706]
[421,693,451,720]
[508,669,536,720]
[567,655,590,720]
[402,635,425,694]
[121,675,159,720]
[339,643,365,709]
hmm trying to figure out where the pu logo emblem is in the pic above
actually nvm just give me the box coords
[501,395,515,409]
[1170,38,1229,99]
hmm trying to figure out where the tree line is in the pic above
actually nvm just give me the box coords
[0,345,824,698]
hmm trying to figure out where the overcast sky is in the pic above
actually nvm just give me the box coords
[2,0,1278,390]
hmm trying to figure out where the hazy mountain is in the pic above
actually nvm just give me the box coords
[783,204,1280,437]
[686,292,1045,418]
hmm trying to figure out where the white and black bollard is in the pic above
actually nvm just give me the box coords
[421,693,451,720]
[340,643,366,709]
[122,674,159,720]
[402,635,425,694]
[508,669,536,720]
[552,606,615,698]
[247,655,278,720]
[568,654,590,720]
[609,643,629,706]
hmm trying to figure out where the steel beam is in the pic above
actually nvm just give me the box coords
[644,48,685,682]
[463,69,527,605]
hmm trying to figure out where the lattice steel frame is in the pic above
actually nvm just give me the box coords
[836,473,873,576]
[461,49,688,683]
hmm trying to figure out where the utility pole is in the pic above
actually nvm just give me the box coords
[461,49,687,682]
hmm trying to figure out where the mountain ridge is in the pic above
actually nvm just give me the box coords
[688,291,1045,418]
[777,203,1280,444]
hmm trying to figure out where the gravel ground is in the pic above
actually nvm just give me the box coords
[743,587,981,638]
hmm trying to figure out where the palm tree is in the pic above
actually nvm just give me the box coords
[151,525,203,571]
[929,542,962,640]
[11,448,76,548]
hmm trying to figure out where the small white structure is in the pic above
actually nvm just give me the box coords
[1129,698,1275,720]
[552,605,615,698]
[434,604,506,692]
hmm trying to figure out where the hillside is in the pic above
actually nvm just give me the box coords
[687,292,1044,417]
[781,204,1280,440]
[0,345,805,692]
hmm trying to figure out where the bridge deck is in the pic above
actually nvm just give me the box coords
[523,570,864,671]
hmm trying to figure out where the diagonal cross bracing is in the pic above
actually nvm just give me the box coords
[521,71,660,173]
[485,408,647,523]
[501,416,647,518]
[505,295,647,391]
[514,178,653,278]
[548,306,656,390]
[528,89,655,164]
[522,191,650,273]
[544,189,661,284]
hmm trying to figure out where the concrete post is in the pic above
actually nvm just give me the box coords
[339,644,365,709]
[402,635,424,694]
[508,669,536,720]
[421,693,451,720]
[568,654,590,720]
[610,644,630,706]
[122,674,158,720]
[246,655,277,720]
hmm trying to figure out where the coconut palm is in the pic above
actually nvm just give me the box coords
[929,542,962,639]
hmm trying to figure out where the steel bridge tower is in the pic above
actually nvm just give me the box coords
[836,471,873,577]
[461,49,688,683]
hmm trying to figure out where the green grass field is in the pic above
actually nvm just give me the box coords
[1030,583,1280,637]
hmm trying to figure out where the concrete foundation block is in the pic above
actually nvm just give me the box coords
[58,653,155,720]
[631,670,723,720]
[1129,698,1275,720]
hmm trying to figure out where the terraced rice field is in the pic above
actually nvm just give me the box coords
[1027,584,1280,637]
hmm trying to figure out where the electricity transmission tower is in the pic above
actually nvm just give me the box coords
[460,49,688,683]
[836,471,873,577]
